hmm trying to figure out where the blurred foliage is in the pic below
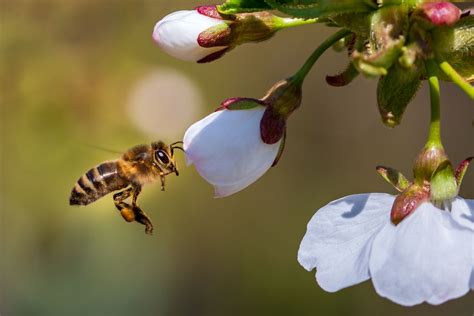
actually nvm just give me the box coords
[0,0,472,315]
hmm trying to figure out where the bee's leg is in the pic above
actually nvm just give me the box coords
[159,173,166,191]
[131,184,142,207]
[113,187,135,223]
[132,205,154,235]
[130,184,153,235]
[113,187,133,204]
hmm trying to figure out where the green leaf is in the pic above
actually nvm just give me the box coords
[218,0,271,14]
[377,61,421,127]
[264,0,376,19]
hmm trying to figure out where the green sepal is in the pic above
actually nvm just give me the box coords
[263,0,376,19]
[198,23,232,47]
[226,99,263,110]
[352,39,405,77]
[351,5,408,77]
[377,61,422,127]
[326,62,359,87]
[432,15,474,82]
[391,183,429,225]
[376,165,411,192]
[455,157,473,188]
[218,0,271,14]
[430,160,458,203]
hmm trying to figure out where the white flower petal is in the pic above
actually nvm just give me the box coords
[450,198,474,231]
[455,199,474,289]
[297,193,394,292]
[370,202,472,306]
[153,10,227,62]
[183,108,280,197]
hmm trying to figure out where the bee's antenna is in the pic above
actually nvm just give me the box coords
[171,146,185,155]
[170,141,184,147]
[79,142,122,154]
[172,146,185,152]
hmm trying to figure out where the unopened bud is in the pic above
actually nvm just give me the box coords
[153,6,307,63]
[413,145,449,182]
[416,2,461,27]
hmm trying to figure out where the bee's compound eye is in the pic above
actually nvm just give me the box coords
[156,150,169,164]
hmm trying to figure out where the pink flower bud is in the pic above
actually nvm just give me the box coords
[153,7,228,62]
[419,2,461,26]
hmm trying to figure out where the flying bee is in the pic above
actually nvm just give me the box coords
[69,141,183,234]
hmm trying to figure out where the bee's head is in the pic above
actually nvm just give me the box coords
[151,141,183,176]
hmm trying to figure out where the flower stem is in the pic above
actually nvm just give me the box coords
[437,60,474,100]
[425,59,442,147]
[276,17,319,29]
[292,29,352,86]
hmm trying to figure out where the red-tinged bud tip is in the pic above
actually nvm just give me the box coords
[391,184,430,225]
[215,97,265,111]
[419,2,461,26]
[196,5,222,20]
[455,156,473,187]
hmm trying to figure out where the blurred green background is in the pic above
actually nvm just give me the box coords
[0,1,472,315]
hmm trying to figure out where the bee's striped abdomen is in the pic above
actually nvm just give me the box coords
[69,161,128,205]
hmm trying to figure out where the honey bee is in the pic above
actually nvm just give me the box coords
[69,141,183,234]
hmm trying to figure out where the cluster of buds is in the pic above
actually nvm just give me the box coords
[327,2,473,126]
[151,1,473,306]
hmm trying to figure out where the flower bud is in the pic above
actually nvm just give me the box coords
[415,2,461,27]
[153,7,228,62]
[183,75,303,197]
[153,6,301,63]
[382,143,465,224]
[183,99,281,197]
[413,145,449,182]
[413,144,458,205]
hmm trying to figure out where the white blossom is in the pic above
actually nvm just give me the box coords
[183,107,281,198]
[153,10,227,62]
[298,193,474,306]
